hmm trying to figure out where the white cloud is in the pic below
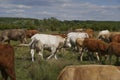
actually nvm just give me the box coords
[0,3,31,9]
[17,5,31,9]
[0,0,120,21]
[6,9,25,13]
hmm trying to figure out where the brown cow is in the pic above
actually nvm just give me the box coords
[108,42,120,64]
[57,65,120,80]
[25,29,39,38]
[79,38,108,62]
[85,28,94,38]
[97,31,120,43]
[110,32,120,38]
[109,34,120,43]
[0,43,16,80]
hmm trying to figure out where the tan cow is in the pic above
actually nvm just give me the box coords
[57,65,120,80]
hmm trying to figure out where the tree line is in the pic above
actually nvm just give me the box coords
[0,17,120,32]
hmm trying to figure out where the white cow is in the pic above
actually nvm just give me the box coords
[65,32,89,51]
[97,30,110,42]
[29,34,65,62]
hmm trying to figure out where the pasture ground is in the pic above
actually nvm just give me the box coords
[0,35,120,80]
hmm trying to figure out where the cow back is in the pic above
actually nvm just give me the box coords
[83,38,108,53]
[57,65,120,80]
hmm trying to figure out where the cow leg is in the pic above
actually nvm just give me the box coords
[103,55,108,62]
[5,68,16,80]
[80,53,83,61]
[47,53,55,60]
[95,52,100,61]
[54,54,57,60]
[23,38,27,44]
[20,34,27,44]
[30,49,35,62]
[47,47,57,60]
[38,49,43,59]
[79,48,84,61]
[1,69,8,80]
[54,49,59,60]
[89,52,97,63]
[98,53,103,63]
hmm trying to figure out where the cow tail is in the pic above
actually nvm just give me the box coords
[29,39,36,49]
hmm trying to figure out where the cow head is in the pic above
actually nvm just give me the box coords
[64,37,71,48]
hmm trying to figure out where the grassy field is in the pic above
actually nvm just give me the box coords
[0,36,119,80]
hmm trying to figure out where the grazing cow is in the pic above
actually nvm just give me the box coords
[25,29,39,38]
[57,65,120,80]
[65,32,89,51]
[76,38,85,52]
[84,28,94,38]
[97,30,110,43]
[110,32,120,38]
[29,34,65,62]
[80,38,108,62]
[0,29,27,44]
[108,42,120,64]
[0,43,16,80]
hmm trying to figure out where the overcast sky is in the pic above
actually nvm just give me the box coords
[0,0,120,21]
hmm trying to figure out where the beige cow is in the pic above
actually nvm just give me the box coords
[57,65,120,80]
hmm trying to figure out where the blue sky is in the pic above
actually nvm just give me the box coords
[0,0,120,21]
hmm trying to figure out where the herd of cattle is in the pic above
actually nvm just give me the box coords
[0,28,120,80]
